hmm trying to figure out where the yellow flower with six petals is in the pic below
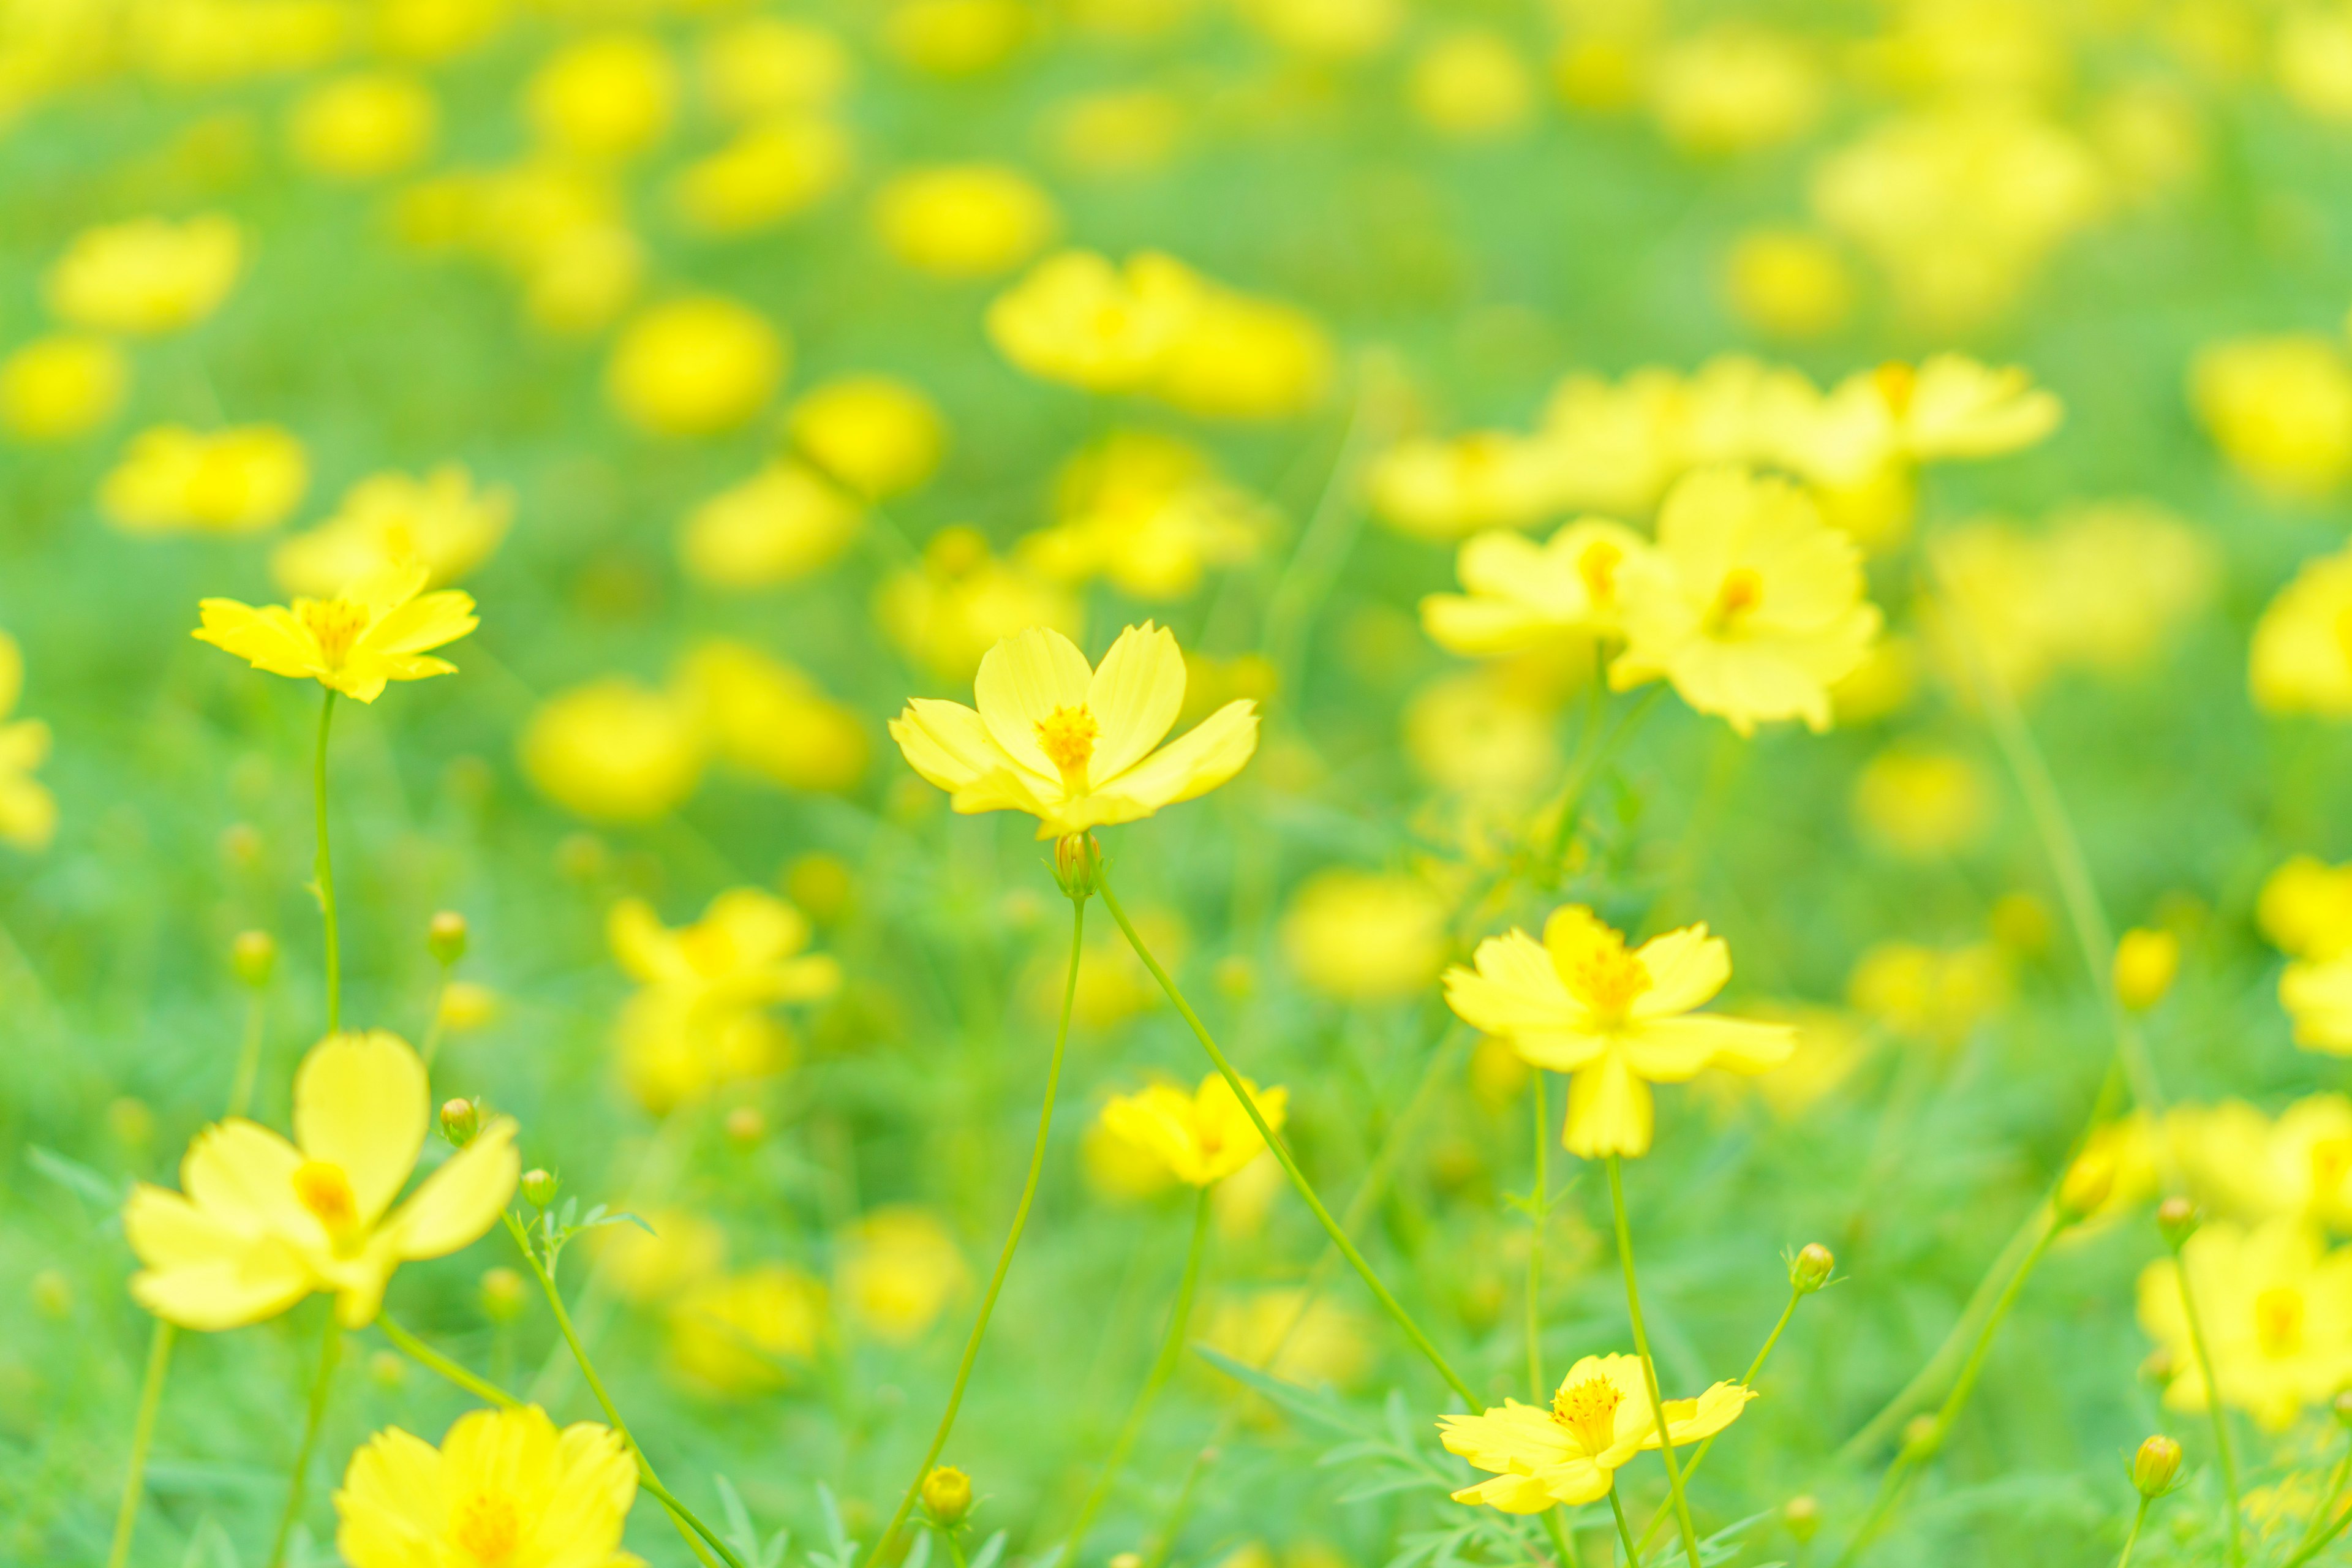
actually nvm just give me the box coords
[1439,1353,1753,1512]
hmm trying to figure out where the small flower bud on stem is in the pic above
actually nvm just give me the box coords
[2157,1196,2199,1251]
[1783,1494,1820,1544]
[520,1167,559,1208]
[230,929,277,989]
[427,910,469,966]
[440,1098,480,1148]
[921,1465,973,1527]
[2132,1434,2182,1498]
[1791,1242,1834,1294]
[1052,833,1101,902]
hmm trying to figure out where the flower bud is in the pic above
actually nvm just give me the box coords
[521,1167,560,1208]
[230,929,276,988]
[428,910,469,966]
[1791,1243,1834,1294]
[2132,1434,2182,1498]
[480,1265,529,1322]
[1051,833,1101,901]
[2113,927,2180,1013]
[1109,1555,1143,1568]
[1783,1494,1820,1544]
[725,1105,767,1145]
[440,1098,480,1148]
[2056,1150,2117,1224]
[921,1465,973,1526]
[2157,1196,2199,1250]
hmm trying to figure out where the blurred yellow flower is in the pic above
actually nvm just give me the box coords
[102,424,309,535]
[1446,906,1794,1158]
[668,1264,827,1393]
[1852,747,1992,858]
[1440,1354,1753,1512]
[1370,432,1563,541]
[2252,545,2352,717]
[2283,956,2352,1055]
[1847,940,2008,1044]
[125,1030,518,1329]
[1422,519,1649,655]
[1236,0,1402,59]
[1101,1073,1286,1187]
[1402,671,1561,803]
[1020,431,1268,600]
[0,632,56,853]
[2260,856,2352,960]
[2139,1218,2352,1429]
[2168,1098,2352,1232]
[195,560,475,703]
[837,1207,968,1344]
[271,466,512,595]
[679,461,862,590]
[607,295,786,437]
[1797,357,2064,486]
[671,119,853,235]
[1610,466,1880,736]
[287,72,437,179]
[1279,870,1449,1002]
[883,0,1031,75]
[1723,228,1852,339]
[0,334,127,440]
[2192,334,2352,500]
[876,527,1081,681]
[519,677,706,823]
[527,31,675,162]
[988,249,1201,393]
[1649,24,1821,155]
[873,164,1059,278]
[677,640,870,794]
[2113,927,2181,1012]
[1154,292,1332,420]
[785,375,947,499]
[334,1407,634,1568]
[46,214,241,334]
[700,18,852,121]
[891,622,1259,840]
[1407,31,1536,141]
[592,1204,726,1305]
[1202,1287,1373,1389]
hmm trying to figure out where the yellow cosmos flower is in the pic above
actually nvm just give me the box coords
[194,560,478,703]
[124,1031,519,1330]
[2251,544,2352,717]
[1796,356,2062,483]
[1445,906,1794,1158]
[668,1264,828,1394]
[334,1406,637,1568]
[1439,1354,1754,1512]
[889,622,1259,840]
[1020,431,1267,600]
[102,424,309,535]
[0,631,56,853]
[1420,519,1651,656]
[1100,1074,1286,1187]
[836,1206,970,1344]
[986,249,1202,392]
[0,333,129,441]
[2139,1218,2352,1430]
[873,163,1060,278]
[1369,431,1562,541]
[785,374,947,500]
[271,466,513,595]
[521,678,707,823]
[1609,466,1881,736]
[45,214,243,335]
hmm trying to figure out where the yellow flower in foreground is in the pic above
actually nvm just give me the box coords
[101,424,309,535]
[1439,1354,1753,1512]
[0,632,56,852]
[2139,1219,2352,1430]
[335,1406,636,1568]
[124,1031,519,1329]
[1610,466,1881,736]
[1446,907,1794,1158]
[1101,1074,1286,1187]
[889,621,1259,839]
[2252,545,2352,717]
[194,560,478,703]
[1420,519,1650,655]
[45,214,242,334]
[271,466,513,595]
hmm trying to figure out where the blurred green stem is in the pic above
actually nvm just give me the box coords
[866,892,1088,1568]
[263,1309,342,1568]
[1635,1277,1809,1554]
[1609,1486,1641,1567]
[105,1322,175,1568]
[2115,1496,2151,1568]
[1604,1157,1700,1568]
[314,688,341,1034]
[1064,1186,1213,1563]
[419,962,453,1069]
[2166,1232,2241,1568]
[1099,869,1478,1407]
[1539,683,1661,878]
[228,988,268,1120]
[2286,1441,2352,1564]
[1528,1071,1550,1400]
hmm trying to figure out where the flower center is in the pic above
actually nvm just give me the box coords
[1551,1374,1624,1455]
[453,1493,522,1566]
[1568,929,1651,1022]
[2255,1286,2305,1355]
[298,598,371,669]
[1577,540,1622,606]
[291,1159,362,1251]
[1035,703,1099,790]
[2315,1136,2352,1194]
[1706,568,1763,633]
[1873,361,1917,418]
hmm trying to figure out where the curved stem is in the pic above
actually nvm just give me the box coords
[1539,1506,1574,1567]
[263,1310,342,1568]
[2116,1497,2151,1568]
[1636,1281,1806,1554]
[1098,869,1477,1407]
[1609,1486,1642,1567]
[1604,1157,1700,1568]
[1065,1187,1213,1563]
[1528,1071,1549,1400]
[105,1321,176,1568]
[866,893,1088,1568]
[314,689,340,1035]
[2168,1238,2241,1568]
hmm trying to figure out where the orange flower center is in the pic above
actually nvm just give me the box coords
[298,598,371,669]
[2314,1136,2352,1195]
[453,1493,522,1565]
[2255,1286,2306,1356]
[1035,703,1099,788]
[1873,361,1917,418]
[1551,1374,1624,1455]
[1578,540,1623,606]
[292,1159,361,1251]
[1568,930,1652,1021]
[1708,567,1763,633]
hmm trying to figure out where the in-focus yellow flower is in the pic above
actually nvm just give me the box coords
[1370,432,1564,541]
[1445,906,1794,1158]
[1278,870,1449,1002]
[785,374,947,499]
[679,461,862,590]
[0,334,128,440]
[890,622,1259,840]
[335,1406,635,1568]
[287,72,437,179]
[102,424,309,535]
[520,678,706,823]
[2252,545,2352,717]
[606,296,786,437]
[1421,519,1649,655]
[1439,1354,1754,1512]
[837,1207,968,1344]
[668,1264,827,1393]
[1101,1074,1286,1187]
[0,632,56,852]
[2192,334,2352,500]
[1610,466,1880,736]
[873,164,1059,278]
[876,527,1083,682]
[124,1031,518,1329]
[194,560,477,703]
[671,119,854,235]
[527,32,675,162]
[2139,1218,2352,1430]
[271,466,513,595]
[46,214,241,334]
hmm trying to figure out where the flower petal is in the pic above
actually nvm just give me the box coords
[1086,622,1186,782]
[294,1031,429,1224]
[1095,698,1257,811]
[1631,925,1730,1017]
[1566,1054,1653,1158]
[385,1116,519,1260]
[973,625,1095,778]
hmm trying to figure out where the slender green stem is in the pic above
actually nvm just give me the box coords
[1065,1187,1213,1562]
[1610,1486,1642,1567]
[2284,1479,2352,1568]
[2168,1237,2241,1568]
[227,989,268,1120]
[263,1309,342,1568]
[2116,1497,2150,1568]
[105,1321,176,1568]
[1540,685,1662,876]
[1636,1281,1805,1554]
[1528,1071,1549,1401]
[314,688,340,1034]
[1143,1446,1219,1568]
[420,966,452,1069]
[1604,1157,1700,1568]
[1540,1506,1574,1567]
[866,893,1088,1568]
[1099,870,1477,1406]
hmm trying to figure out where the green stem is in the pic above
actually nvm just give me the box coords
[865,893,1088,1568]
[1604,1157,1700,1568]
[1065,1187,1213,1562]
[2284,1480,2352,1568]
[314,688,340,1035]
[263,1309,342,1568]
[1540,1506,1574,1567]
[1528,1071,1549,1401]
[2290,1438,2352,1560]
[104,1321,176,1568]
[1610,1485,1642,1567]
[420,965,452,1069]
[227,989,268,1120]
[1540,685,1662,876]
[1099,871,1477,1406]
[2116,1496,2150,1568]
[2168,1237,2242,1568]
[1635,1281,1805,1553]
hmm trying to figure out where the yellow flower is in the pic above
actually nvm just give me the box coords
[271,466,513,595]
[527,32,675,162]
[606,296,786,437]
[519,678,706,823]
[876,527,1084,681]
[882,0,1031,76]
[194,560,477,703]
[671,118,854,236]
[1439,1354,1754,1512]
[2192,334,2352,500]
[677,641,869,794]
[102,424,309,535]
[1420,519,1650,655]
[2168,1098,2352,1232]
[1152,291,1332,420]
[1610,467,1881,736]
[1847,940,2009,1045]
[334,1406,635,1568]
[2252,545,2352,717]
[889,622,1259,840]
[287,72,437,179]
[2283,956,2352,1055]
[1796,357,2063,486]
[668,1264,827,1393]
[1852,747,1992,858]
[2261,855,2352,961]
[873,164,1059,278]
[678,461,862,590]
[699,18,853,121]
[986,249,1203,392]
[1101,1074,1286,1187]
[124,1031,519,1330]
[0,632,56,852]
[1278,870,1449,1002]
[1723,228,1852,340]
[2139,1219,2352,1430]
[1020,431,1267,600]
[1444,907,1793,1158]
[836,1207,969,1344]
[590,1204,726,1305]
[1649,24,1821,155]
[1370,432,1564,541]
[1407,30,1535,141]
[2113,927,2182,1012]
[785,374,947,499]
[45,214,241,334]
[0,334,128,441]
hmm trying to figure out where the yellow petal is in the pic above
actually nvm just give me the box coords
[608,898,676,982]
[333,1425,447,1566]
[1566,1055,1653,1158]
[294,1031,429,1224]
[194,599,321,679]
[125,1186,312,1330]
[1096,698,1257,812]
[181,1118,311,1237]
[385,1116,520,1259]
[1630,925,1729,1017]
[360,587,478,656]
[1086,622,1186,782]
[1445,930,1582,1034]
[973,624,1095,777]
